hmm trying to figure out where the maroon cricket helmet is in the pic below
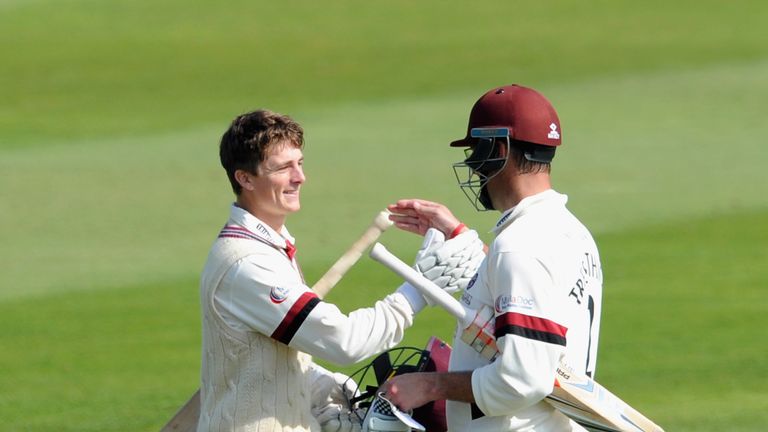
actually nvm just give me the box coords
[450,84,562,148]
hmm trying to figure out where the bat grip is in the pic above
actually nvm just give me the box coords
[312,211,393,298]
[312,226,384,297]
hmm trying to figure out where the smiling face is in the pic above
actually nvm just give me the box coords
[235,142,305,230]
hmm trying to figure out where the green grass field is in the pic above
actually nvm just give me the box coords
[1,1,766,430]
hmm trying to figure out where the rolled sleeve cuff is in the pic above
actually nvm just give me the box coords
[395,282,426,314]
[471,366,494,416]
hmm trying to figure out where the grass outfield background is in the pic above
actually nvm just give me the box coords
[1,1,766,430]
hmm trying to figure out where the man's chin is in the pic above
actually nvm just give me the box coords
[283,201,301,213]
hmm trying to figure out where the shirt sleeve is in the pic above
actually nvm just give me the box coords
[215,252,416,366]
[471,251,568,417]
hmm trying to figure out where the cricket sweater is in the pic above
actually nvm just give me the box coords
[199,230,318,432]
[199,205,420,431]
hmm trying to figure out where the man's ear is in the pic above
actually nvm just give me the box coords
[497,140,509,158]
[234,169,256,191]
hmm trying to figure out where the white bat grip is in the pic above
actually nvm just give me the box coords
[369,242,472,328]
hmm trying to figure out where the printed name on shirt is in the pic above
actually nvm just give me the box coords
[255,223,272,240]
[568,251,602,305]
[270,286,291,303]
[494,294,535,313]
[219,224,275,248]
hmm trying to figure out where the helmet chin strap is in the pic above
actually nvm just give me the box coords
[478,184,494,211]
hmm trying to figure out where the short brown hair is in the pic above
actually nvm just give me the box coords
[219,109,304,195]
[509,140,552,175]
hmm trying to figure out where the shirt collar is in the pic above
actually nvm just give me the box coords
[491,189,567,235]
[228,204,295,249]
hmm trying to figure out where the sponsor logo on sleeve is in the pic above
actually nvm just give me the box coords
[494,294,535,313]
[466,273,478,290]
[270,286,291,304]
[461,291,473,306]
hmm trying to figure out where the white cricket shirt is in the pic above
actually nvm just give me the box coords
[448,189,603,432]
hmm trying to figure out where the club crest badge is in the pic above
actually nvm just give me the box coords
[547,123,560,139]
[270,286,290,304]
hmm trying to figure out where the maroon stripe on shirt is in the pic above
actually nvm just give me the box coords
[271,291,320,345]
[494,311,567,346]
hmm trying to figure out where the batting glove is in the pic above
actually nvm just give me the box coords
[310,363,362,432]
[415,228,484,296]
[314,403,365,432]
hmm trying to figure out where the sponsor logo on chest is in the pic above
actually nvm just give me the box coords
[494,294,535,313]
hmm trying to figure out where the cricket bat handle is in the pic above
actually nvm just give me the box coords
[369,242,471,326]
[313,211,393,298]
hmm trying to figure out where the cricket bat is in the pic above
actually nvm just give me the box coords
[369,242,664,432]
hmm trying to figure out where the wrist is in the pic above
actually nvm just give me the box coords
[396,282,426,313]
[428,372,444,401]
[449,223,467,239]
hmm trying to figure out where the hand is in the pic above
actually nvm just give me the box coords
[387,199,462,238]
[310,367,357,409]
[308,363,365,432]
[379,371,474,412]
[309,365,363,432]
[378,373,438,412]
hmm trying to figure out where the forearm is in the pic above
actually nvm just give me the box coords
[380,371,475,411]
[291,292,416,365]
[432,371,475,404]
